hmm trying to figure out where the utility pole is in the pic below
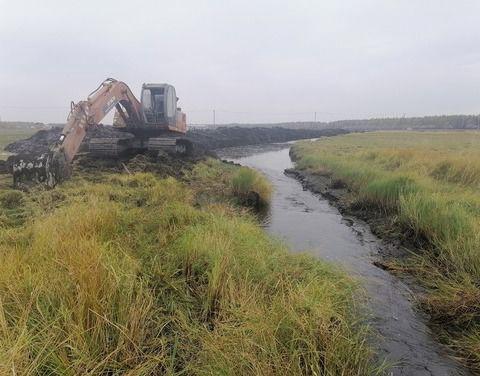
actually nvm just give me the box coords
[213,109,216,127]
[314,112,317,123]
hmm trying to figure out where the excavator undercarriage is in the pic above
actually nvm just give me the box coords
[11,78,191,188]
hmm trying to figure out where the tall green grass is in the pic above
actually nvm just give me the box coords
[0,166,378,374]
[231,167,272,206]
[292,131,480,370]
[187,159,272,208]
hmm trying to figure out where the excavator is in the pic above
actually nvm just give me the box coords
[12,78,191,188]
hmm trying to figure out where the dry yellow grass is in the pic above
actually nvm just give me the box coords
[0,163,379,374]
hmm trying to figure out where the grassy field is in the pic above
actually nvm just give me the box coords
[0,144,379,375]
[0,124,39,159]
[292,131,480,370]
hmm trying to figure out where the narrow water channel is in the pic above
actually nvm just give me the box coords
[219,144,468,376]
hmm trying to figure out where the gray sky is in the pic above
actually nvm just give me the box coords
[1,0,479,124]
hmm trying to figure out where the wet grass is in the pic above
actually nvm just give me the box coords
[292,131,480,371]
[0,160,380,374]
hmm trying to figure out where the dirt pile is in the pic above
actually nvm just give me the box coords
[5,125,348,157]
[2,126,347,178]
[5,128,62,155]
[73,151,202,181]
[186,126,348,149]
[4,126,132,155]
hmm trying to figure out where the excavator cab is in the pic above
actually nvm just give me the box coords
[141,84,177,127]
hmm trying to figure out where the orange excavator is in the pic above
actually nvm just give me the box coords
[12,78,191,187]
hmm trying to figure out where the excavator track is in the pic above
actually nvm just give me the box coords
[89,134,134,157]
[148,137,177,153]
[148,137,194,156]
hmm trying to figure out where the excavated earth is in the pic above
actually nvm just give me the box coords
[2,126,348,174]
[185,126,348,149]
[4,125,348,156]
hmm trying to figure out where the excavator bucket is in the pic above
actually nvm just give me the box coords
[11,150,70,189]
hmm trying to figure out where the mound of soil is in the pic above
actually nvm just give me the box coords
[5,125,348,157]
[5,128,62,155]
[3,125,348,181]
[4,126,131,156]
[186,126,348,150]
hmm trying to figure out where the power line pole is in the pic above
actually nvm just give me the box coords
[314,112,317,122]
[213,109,216,127]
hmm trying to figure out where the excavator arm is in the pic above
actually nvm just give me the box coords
[12,78,144,188]
[59,78,143,163]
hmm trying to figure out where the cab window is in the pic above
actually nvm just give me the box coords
[167,87,176,118]
[142,89,152,110]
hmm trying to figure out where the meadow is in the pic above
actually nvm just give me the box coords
[0,150,379,374]
[0,123,39,160]
[292,131,480,370]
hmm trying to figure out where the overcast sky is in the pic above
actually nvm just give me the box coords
[1,0,479,124]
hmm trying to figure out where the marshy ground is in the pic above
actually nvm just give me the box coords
[0,132,380,374]
[2,126,477,374]
[291,131,480,373]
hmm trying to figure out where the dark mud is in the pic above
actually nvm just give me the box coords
[71,151,202,182]
[2,126,347,181]
[4,125,348,156]
[5,126,132,155]
[220,144,469,376]
[186,126,348,149]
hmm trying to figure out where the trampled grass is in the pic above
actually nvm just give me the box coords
[0,161,378,374]
[292,131,480,370]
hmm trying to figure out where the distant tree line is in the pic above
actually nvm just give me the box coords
[222,114,480,130]
[327,115,480,130]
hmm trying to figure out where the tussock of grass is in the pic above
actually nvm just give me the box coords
[231,167,272,206]
[188,159,272,207]
[0,167,376,374]
[292,131,480,371]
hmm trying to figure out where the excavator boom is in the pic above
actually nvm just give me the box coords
[60,78,143,163]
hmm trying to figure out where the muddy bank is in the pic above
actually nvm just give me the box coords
[2,126,347,177]
[287,148,419,260]
[186,126,348,149]
[4,125,348,156]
